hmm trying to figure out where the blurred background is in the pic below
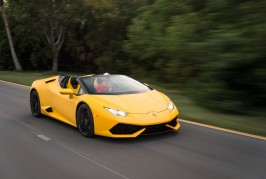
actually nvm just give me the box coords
[0,0,265,135]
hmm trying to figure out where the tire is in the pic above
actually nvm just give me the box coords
[30,90,42,117]
[76,104,94,137]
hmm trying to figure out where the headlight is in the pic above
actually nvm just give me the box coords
[104,107,128,117]
[168,101,175,110]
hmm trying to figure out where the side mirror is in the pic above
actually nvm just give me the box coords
[60,89,74,99]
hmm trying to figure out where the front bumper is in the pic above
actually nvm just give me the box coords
[97,116,180,138]
[110,116,179,134]
[94,105,180,138]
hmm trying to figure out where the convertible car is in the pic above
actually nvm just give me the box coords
[30,74,180,138]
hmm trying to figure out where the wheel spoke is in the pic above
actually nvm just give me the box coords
[77,105,94,137]
[34,103,38,112]
[79,107,91,135]
[31,94,38,115]
[30,91,42,118]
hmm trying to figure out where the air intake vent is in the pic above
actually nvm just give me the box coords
[110,124,143,134]
[45,107,53,113]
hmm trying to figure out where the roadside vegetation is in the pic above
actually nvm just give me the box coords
[1,71,265,137]
[0,1,265,136]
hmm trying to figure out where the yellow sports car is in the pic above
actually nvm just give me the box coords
[30,74,180,138]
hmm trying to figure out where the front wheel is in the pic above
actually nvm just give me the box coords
[30,90,42,117]
[77,104,94,137]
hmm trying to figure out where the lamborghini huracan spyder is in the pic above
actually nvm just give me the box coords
[30,74,180,138]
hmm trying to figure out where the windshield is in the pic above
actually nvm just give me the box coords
[80,75,152,95]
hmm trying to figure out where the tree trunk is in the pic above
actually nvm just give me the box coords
[0,6,23,71]
[44,20,65,73]
[52,50,59,72]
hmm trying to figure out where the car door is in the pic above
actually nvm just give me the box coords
[47,77,81,126]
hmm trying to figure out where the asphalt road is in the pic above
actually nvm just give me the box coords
[0,81,265,179]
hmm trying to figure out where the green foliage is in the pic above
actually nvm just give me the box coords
[1,0,149,72]
[125,0,204,82]
[125,0,266,113]
[188,0,266,113]
[0,0,265,113]
[81,0,150,73]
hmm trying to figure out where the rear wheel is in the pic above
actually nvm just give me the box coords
[77,104,94,137]
[30,90,42,117]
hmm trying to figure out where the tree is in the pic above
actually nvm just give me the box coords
[124,0,203,82]
[44,20,65,72]
[0,0,23,71]
[125,0,266,113]
[40,0,72,72]
[82,0,151,73]
[189,0,266,112]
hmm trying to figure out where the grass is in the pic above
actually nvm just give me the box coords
[1,71,265,137]
[0,71,82,86]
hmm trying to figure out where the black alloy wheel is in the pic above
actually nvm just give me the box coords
[77,104,94,137]
[30,90,42,117]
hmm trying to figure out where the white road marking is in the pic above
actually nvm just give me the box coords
[37,134,51,141]
[54,141,130,179]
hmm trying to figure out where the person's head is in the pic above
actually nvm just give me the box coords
[97,77,107,85]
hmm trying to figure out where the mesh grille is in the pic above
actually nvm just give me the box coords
[110,124,143,134]
[142,124,170,135]
[109,116,178,135]
[168,117,177,127]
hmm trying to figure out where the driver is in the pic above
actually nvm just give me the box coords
[96,77,112,93]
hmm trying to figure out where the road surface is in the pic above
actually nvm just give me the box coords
[0,81,265,179]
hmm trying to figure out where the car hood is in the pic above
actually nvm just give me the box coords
[93,90,169,114]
